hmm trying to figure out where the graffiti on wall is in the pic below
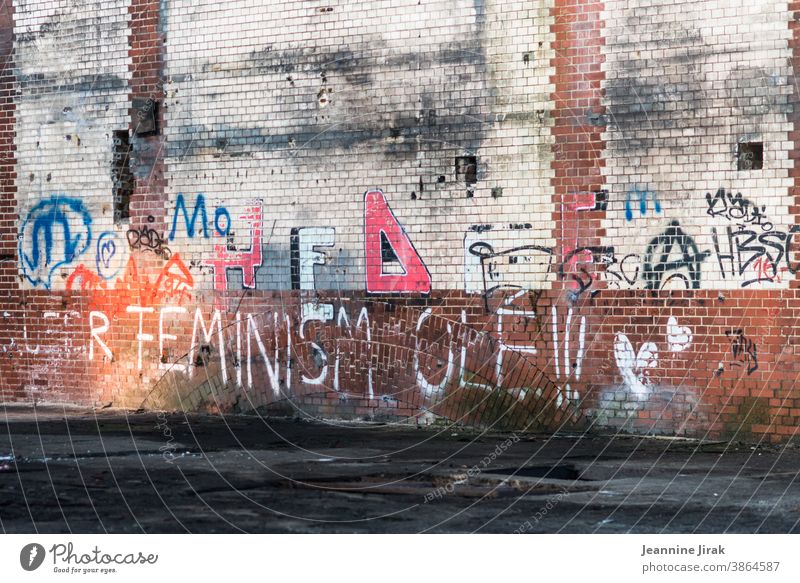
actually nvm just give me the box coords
[127,216,172,260]
[614,333,658,396]
[712,225,798,287]
[290,227,335,291]
[559,245,615,297]
[724,328,758,375]
[19,196,93,288]
[163,189,432,296]
[96,231,126,281]
[704,187,800,287]
[202,200,264,292]
[168,193,231,240]
[454,286,562,404]
[16,180,777,429]
[603,252,641,290]
[706,188,773,232]
[86,298,569,417]
[463,224,553,302]
[642,220,709,290]
[561,190,607,293]
[614,317,694,395]
[666,316,692,352]
[67,254,194,319]
[625,186,661,221]
[365,190,431,294]
[551,306,585,408]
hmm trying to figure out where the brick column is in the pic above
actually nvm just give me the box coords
[128,0,167,230]
[0,0,21,400]
[550,0,607,298]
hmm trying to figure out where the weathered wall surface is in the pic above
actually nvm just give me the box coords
[15,0,132,289]
[602,0,793,291]
[1,0,799,441]
[161,0,555,292]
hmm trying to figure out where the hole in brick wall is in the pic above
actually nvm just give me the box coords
[111,130,134,223]
[737,142,763,171]
[132,98,159,136]
[455,156,477,185]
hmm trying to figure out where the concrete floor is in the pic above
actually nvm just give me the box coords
[0,406,798,533]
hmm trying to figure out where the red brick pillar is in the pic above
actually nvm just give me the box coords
[550,0,607,298]
[0,1,23,400]
[128,0,167,230]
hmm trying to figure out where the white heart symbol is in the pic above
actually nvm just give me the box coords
[666,316,692,352]
[614,333,658,395]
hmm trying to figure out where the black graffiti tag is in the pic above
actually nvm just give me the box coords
[712,224,800,286]
[712,226,788,287]
[604,253,640,289]
[127,220,172,259]
[705,188,773,232]
[725,328,758,375]
[642,220,709,290]
[468,241,553,310]
[558,246,615,297]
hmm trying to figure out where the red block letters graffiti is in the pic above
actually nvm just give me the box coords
[364,190,431,294]
[202,201,264,292]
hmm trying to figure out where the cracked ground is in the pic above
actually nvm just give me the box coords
[0,406,799,533]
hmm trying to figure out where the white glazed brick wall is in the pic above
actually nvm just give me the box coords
[601,0,793,290]
[162,0,555,293]
[14,0,132,290]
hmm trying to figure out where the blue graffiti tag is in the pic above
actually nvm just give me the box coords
[96,231,123,281]
[214,207,231,237]
[168,193,230,240]
[169,193,208,240]
[19,196,93,288]
[625,186,661,221]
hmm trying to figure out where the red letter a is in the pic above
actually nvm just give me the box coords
[364,190,431,294]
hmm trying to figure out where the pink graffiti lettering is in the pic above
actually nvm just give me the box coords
[364,189,431,294]
[202,201,263,292]
[562,191,599,290]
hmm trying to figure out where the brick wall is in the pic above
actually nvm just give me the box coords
[1,0,799,442]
